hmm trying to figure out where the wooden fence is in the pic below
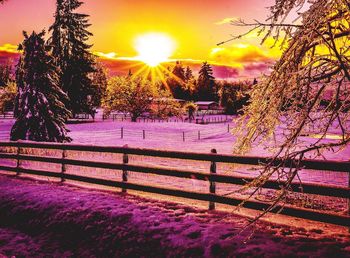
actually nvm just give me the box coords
[0,112,13,119]
[0,141,349,227]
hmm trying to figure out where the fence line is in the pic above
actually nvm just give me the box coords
[102,113,233,124]
[110,126,233,141]
[0,141,349,227]
[0,112,13,119]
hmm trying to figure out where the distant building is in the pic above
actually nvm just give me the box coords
[195,101,220,111]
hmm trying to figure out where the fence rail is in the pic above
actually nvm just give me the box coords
[0,112,13,119]
[0,141,349,227]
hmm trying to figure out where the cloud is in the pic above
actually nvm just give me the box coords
[209,43,275,65]
[94,51,118,60]
[0,43,18,53]
[215,17,238,25]
[207,42,280,79]
[0,44,20,66]
[244,62,271,72]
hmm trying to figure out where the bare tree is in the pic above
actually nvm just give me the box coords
[225,0,349,221]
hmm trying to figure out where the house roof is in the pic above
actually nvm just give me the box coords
[195,101,218,105]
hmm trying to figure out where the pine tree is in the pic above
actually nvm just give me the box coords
[167,61,191,100]
[49,0,96,116]
[11,31,71,142]
[185,66,194,81]
[172,61,186,82]
[196,62,217,101]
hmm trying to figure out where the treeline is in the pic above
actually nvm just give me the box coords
[165,61,218,102]
[163,61,253,114]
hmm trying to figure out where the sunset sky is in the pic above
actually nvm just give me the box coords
[0,0,280,79]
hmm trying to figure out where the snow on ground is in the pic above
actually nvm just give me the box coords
[0,175,349,257]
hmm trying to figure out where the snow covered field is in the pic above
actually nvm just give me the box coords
[0,175,349,257]
[0,117,349,256]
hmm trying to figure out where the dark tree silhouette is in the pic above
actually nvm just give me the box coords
[219,81,250,115]
[49,0,96,117]
[196,62,217,101]
[11,31,71,142]
[167,61,191,100]
[185,66,194,81]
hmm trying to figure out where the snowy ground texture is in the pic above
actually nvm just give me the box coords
[0,175,349,258]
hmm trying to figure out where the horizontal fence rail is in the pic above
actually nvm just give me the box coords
[0,141,349,227]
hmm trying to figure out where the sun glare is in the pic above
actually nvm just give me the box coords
[135,33,175,67]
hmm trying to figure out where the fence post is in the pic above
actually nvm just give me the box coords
[16,145,21,176]
[198,131,201,140]
[227,124,230,133]
[209,148,217,210]
[121,127,124,139]
[122,145,129,193]
[183,132,185,142]
[143,130,146,139]
[61,148,67,183]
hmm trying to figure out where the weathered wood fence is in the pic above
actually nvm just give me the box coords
[0,112,13,119]
[0,141,349,227]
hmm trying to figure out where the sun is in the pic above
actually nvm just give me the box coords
[134,33,176,67]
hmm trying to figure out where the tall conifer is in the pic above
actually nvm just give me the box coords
[11,31,71,142]
[197,62,217,101]
[49,0,96,116]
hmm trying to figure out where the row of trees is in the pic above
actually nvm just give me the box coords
[7,0,107,142]
[166,61,218,101]
[102,73,253,122]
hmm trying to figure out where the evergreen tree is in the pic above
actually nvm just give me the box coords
[172,61,186,82]
[49,0,96,116]
[185,66,194,81]
[167,61,191,100]
[11,31,71,142]
[196,62,217,101]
